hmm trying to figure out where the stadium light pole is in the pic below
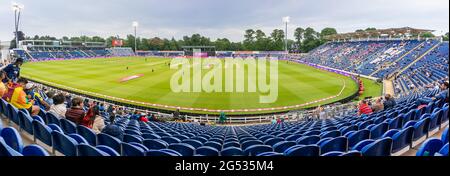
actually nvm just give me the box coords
[282,16,290,55]
[12,2,24,49]
[132,21,139,54]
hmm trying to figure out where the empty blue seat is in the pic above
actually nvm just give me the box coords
[0,137,23,156]
[7,104,19,125]
[18,111,34,135]
[22,145,50,156]
[161,136,182,145]
[321,151,344,156]
[143,139,169,150]
[256,152,283,156]
[383,126,414,154]
[273,141,296,153]
[77,144,109,156]
[169,143,195,156]
[296,135,320,145]
[48,124,63,133]
[436,143,448,156]
[97,133,122,154]
[32,120,53,146]
[46,113,60,126]
[146,149,182,156]
[123,134,143,144]
[68,134,89,144]
[121,142,145,156]
[370,123,389,140]
[76,125,97,146]
[221,147,244,156]
[242,140,264,150]
[182,139,203,149]
[361,138,393,156]
[0,127,24,153]
[284,145,320,156]
[203,141,222,151]
[60,119,77,134]
[346,130,371,148]
[196,146,219,156]
[319,137,348,154]
[341,151,362,156]
[96,145,121,156]
[51,131,78,156]
[142,133,161,140]
[416,138,445,156]
[223,141,241,149]
[442,127,449,144]
[243,145,273,156]
[285,134,303,141]
[264,138,284,146]
[413,117,431,141]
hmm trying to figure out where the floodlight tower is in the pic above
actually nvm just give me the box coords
[282,16,290,54]
[132,21,139,54]
[12,2,24,49]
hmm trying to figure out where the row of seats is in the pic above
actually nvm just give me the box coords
[416,127,449,156]
[1,86,448,156]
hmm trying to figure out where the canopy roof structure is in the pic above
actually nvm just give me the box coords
[324,27,434,40]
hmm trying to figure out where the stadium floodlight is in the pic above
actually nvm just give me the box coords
[282,16,290,54]
[12,2,24,49]
[132,21,139,54]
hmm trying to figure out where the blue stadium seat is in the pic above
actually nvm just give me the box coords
[68,134,89,144]
[59,119,77,134]
[319,137,348,154]
[182,139,203,149]
[18,111,34,135]
[284,145,320,156]
[76,125,97,146]
[96,145,121,156]
[51,131,78,156]
[442,127,449,144]
[32,120,53,146]
[46,113,60,126]
[383,126,414,154]
[169,143,195,156]
[370,123,389,140]
[121,142,145,156]
[77,144,109,156]
[146,149,182,156]
[143,139,169,150]
[256,152,283,156]
[123,134,143,144]
[346,130,371,148]
[361,138,393,156]
[221,147,244,156]
[273,141,296,153]
[0,127,24,153]
[203,141,222,151]
[413,117,431,141]
[97,133,122,154]
[196,146,219,156]
[242,140,264,150]
[416,138,445,156]
[296,135,320,145]
[0,137,23,156]
[243,145,273,156]
[47,124,64,133]
[6,104,19,125]
[22,145,50,156]
[321,151,344,156]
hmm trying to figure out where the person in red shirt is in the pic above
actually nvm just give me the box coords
[358,99,373,116]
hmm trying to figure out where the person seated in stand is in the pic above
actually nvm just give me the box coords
[91,106,106,134]
[48,93,67,119]
[0,71,7,98]
[10,78,41,116]
[371,98,384,113]
[24,83,51,111]
[102,114,124,140]
[416,81,449,106]
[383,94,397,110]
[358,99,373,116]
[2,58,23,83]
[65,97,86,125]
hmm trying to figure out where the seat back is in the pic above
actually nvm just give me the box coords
[361,138,393,156]
[51,131,78,156]
[0,127,24,153]
[60,119,77,134]
[76,125,97,146]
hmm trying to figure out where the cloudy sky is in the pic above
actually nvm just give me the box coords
[0,0,448,42]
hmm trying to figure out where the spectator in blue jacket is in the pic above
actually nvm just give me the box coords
[102,115,124,140]
[2,58,23,83]
[383,94,397,110]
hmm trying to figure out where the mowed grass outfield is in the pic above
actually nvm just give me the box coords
[22,57,362,115]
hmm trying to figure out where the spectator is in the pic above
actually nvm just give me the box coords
[10,78,40,116]
[45,91,56,106]
[65,97,86,125]
[91,106,106,134]
[0,71,6,97]
[371,98,384,113]
[416,81,449,106]
[48,93,67,119]
[24,83,50,111]
[2,58,23,83]
[358,99,373,116]
[102,115,124,140]
[383,94,397,110]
